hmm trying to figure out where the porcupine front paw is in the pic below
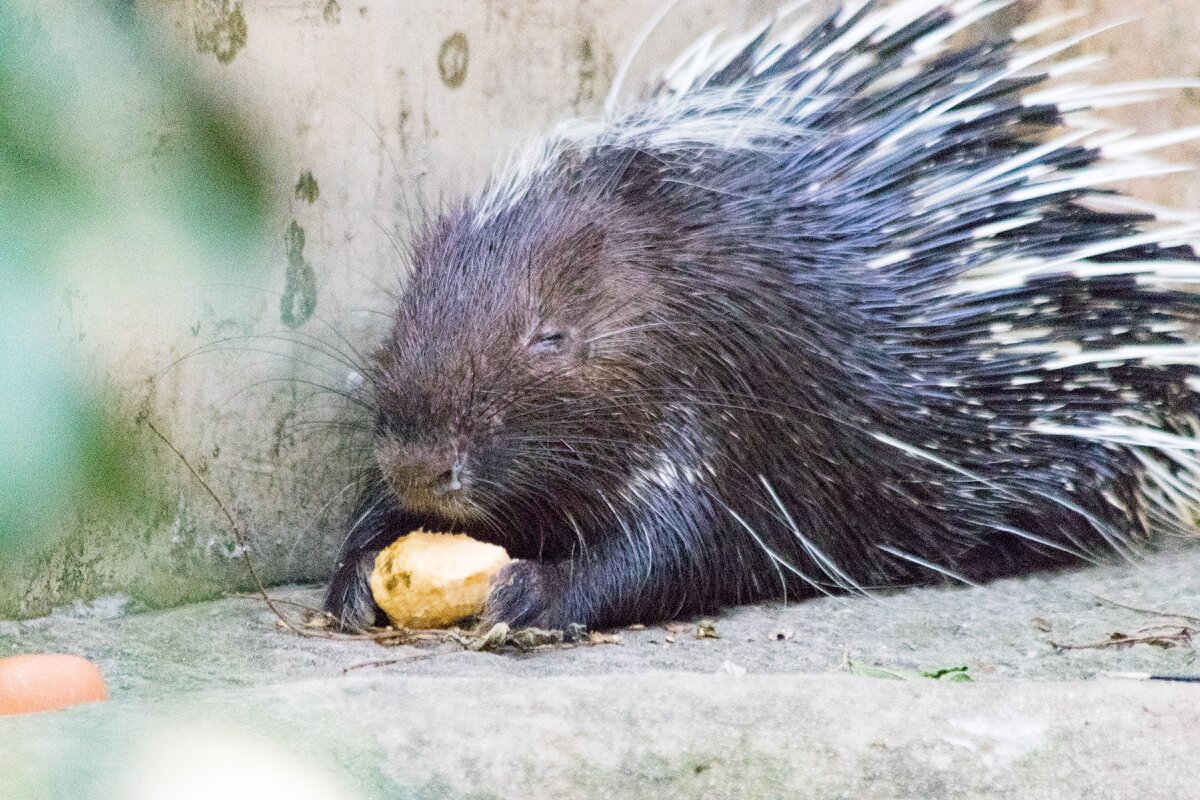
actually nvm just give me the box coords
[483,560,577,630]
[323,550,385,631]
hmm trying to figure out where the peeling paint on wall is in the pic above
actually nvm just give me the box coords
[194,0,247,65]
[575,38,598,106]
[280,221,317,328]
[294,171,319,204]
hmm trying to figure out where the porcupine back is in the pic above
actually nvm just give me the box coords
[509,0,1200,597]
[326,0,1200,628]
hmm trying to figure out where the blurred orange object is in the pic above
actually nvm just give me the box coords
[0,654,108,715]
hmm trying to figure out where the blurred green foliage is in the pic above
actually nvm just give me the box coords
[0,3,271,556]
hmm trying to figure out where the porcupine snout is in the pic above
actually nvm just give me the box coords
[375,436,471,511]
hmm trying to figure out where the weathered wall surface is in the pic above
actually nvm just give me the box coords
[3,0,1197,618]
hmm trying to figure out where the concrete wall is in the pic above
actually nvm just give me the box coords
[4,0,1197,618]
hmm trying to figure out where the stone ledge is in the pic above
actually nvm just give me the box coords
[2,546,1198,798]
[1,671,1197,799]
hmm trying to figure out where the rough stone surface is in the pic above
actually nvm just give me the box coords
[5,546,1200,692]
[3,672,1199,800]
[2,546,1199,798]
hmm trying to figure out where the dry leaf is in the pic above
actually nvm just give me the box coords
[510,626,564,650]
[301,610,333,629]
[468,622,510,651]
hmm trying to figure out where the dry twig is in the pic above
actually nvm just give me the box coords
[145,417,430,644]
[1085,592,1200,626]
[1050,625,1193,652]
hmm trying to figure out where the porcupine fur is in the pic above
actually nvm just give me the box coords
[324,0,1200,631]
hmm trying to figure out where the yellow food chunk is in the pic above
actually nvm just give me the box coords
[369,530,511,629]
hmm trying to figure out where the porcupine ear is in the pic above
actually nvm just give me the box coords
[406,201,466,278]
[368,343,391,370]
[538,222,609,301]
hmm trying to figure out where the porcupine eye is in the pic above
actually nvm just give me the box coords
[529,327,567,354]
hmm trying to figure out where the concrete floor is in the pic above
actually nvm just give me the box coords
[1,545,1199,798]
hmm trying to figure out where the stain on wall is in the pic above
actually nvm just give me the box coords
[574,38,598,107]
[193,0,247,65]
[294,171,319,204]
[322,0,341,25]
[280,221,317,328]
[437,31,469,89]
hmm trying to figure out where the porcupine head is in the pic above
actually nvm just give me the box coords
[365,156,699,631]
[341,122,954,633]
[327,0,1200,632]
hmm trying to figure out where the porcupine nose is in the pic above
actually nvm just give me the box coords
[384,442,467,502]
[431,461,464,497]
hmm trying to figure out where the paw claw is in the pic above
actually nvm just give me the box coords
[323,550,384,631]
[484,560,573,630]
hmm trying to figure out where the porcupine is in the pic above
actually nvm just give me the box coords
[323,0,1200,632]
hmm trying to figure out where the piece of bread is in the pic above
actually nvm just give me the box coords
[369,530,511,629]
